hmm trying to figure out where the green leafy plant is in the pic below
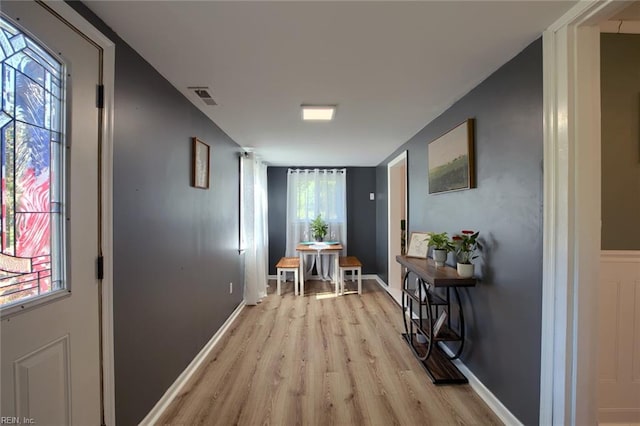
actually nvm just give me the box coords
[310,214,328,241]
[427,232,454,252]
[452,230,482,264]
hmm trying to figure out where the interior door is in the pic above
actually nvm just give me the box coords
[0,1,102,424]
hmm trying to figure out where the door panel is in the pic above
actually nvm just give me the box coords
[1,1,101,424]
[15,336,71,424]
[599,252,640,422]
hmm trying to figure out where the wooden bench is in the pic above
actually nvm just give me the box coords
[339,256,362,295]
[275,257,299,296]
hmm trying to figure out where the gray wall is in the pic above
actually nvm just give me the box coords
[601,33,640,250]
[268,167,377,275]
[376,39,543,424]
[69,4,244,425]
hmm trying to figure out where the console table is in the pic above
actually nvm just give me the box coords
[396,255,476,384]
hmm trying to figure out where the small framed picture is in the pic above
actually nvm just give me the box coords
[406,232,431,258]
[192,137,210,189]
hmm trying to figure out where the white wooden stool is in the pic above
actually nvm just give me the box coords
[275,257,299,296]
[339,256,362,295]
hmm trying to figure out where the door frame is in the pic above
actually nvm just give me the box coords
[44,2,116,424]
[387,151,407,300]
[541,1,627,424]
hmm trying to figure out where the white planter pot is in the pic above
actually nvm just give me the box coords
[433,249,447,266]
[457,262,474,278]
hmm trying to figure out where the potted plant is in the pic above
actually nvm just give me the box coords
[310,214,328,242]
[427,232,454,266]
[452,230,482,278]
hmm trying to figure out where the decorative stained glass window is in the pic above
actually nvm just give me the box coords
[0,16,65,309]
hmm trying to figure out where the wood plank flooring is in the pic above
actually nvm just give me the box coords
[156,279,502,425]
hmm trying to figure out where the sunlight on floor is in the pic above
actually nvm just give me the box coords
[315,292,338,300]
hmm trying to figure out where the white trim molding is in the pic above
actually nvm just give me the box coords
[601,250,640,263]
[367,274,388,288]
[598,250,640,424]
[43,2,117,424]
[139,302,246,425]
[541,1,630,425]
[373,274,521,424]
[439,345,522,426]
[358,275,526,423]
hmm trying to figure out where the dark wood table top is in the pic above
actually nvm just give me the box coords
[396,255,476,287]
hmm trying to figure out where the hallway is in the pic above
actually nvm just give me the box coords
[157,280,501,425]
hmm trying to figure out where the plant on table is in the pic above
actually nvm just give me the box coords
[427,232,454,266]
[427,232,454,251]
[310,214,328,242]
[452,230,482,277]
[452,230,482,263]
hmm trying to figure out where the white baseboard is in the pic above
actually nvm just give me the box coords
[365,274,388,287]
[439,344,522,426]
[139,275,519,425]
[372,274,520,425]
[139,302,246,425]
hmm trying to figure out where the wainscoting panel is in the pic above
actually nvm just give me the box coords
[599,251,640,423]
[14,335,71,424]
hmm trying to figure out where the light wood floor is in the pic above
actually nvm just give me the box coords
[156,279,502,425]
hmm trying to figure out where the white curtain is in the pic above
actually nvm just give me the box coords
[242,153,269,305]
[285,169,347,280]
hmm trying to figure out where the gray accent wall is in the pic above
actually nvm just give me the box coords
[601,33,640,250]
[268,167,376,275]
[69,3,244,425]
[376,39,544,424]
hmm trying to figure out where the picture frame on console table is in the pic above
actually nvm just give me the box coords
[406,232,431,259]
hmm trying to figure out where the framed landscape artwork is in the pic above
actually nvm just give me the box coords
[192,137,210,189]
[428,119,475,194]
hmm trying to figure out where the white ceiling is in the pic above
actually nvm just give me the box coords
[86,1,577,166]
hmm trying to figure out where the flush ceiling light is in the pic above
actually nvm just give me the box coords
[301,105,336,121]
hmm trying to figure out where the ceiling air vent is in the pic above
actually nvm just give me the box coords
[189,87,217,106]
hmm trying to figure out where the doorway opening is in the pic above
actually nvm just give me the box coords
[541,1,636,424]
[387,151,407,304]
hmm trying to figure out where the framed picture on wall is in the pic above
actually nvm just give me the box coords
[428,118,475,194]
[406,231,431,258]
[192,137,210,189]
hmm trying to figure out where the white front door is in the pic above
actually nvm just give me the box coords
[0,1,102,424]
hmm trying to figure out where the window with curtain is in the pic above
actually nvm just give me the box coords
[285,169,346,279]
[241,153,268,305]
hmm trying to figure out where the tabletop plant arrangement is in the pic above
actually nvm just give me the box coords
[310,214,328,242]
[452,230,482,278]
[427,232,454,266]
